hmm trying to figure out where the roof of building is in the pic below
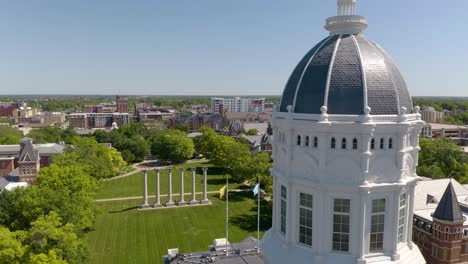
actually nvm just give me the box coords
[279,33,412,115]
[432,182,464,222]
[429,123,468,130]
[18,139,39,162]
[414,179,468,225]
[166,236,264,264]
[243,123,268,135]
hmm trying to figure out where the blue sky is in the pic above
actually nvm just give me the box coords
[0,0,467,96]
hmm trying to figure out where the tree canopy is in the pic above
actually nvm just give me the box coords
[417,138,468,182]
[151,129,194,163]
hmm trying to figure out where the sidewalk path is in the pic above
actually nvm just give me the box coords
[103,158,208,182]
[95,189,245,202]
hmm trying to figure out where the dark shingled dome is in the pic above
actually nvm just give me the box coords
[279,34,413,115]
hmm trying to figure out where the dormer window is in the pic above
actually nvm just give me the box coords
[341,138,347,149]
[388,138,393,149]
[331,138,336,149]
[297,135,302,146]
[305,136,310,147]
[380,138,384,149]
[314,137,318,148]
[353,138,358,150]
[371,138,375,150]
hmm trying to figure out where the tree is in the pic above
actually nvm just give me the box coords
[37,165,98,231]
[26,211,86,264]
[245,129,259,135]
[26,126,78,144]
[53,137,127,179]
[417,138,468,181]
[175,124,190,134]
[151,130,194,163]
[0,134,21,145]
[0,227,25,264]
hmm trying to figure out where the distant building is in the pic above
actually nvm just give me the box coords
[168,113,225,132]
[84,105,103,113]
[68,113,129,129]
[211,97,265,113]
[224,112,271,122]
[0,137,64,185]
[116,96,129,113]
[0,102,15,117]
[413,179,468,264]
[421,107,445,123]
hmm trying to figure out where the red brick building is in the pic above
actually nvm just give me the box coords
[0,138,64,186]
[413,180,468,264]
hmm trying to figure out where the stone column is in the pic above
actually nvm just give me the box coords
[141,170,149,208]
[190,167,197,204]
[167,168,174,206]
[201,167,209,203]
[178,168,186,205]
[154,169,161,207]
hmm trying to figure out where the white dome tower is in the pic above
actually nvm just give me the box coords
[261,1,426,263]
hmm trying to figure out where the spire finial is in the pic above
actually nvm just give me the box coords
[338,0,356,16]
[325,0,367,35]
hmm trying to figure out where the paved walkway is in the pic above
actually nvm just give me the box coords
[103,158,208,182]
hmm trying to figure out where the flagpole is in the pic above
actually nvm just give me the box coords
[226,176,229,256]
[257,176,260,253]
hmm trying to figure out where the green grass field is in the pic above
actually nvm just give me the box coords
[88,162,271,264]
[87,193,271,264]
[96,162,242,200]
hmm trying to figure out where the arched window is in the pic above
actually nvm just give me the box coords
[371,138,375,150]
[380,138,384,149]
[341,138,347,149]
[445,227,450,241]
[297,135,302,146]
[314,137,318,148]
[353,138,358,150]
[388,138,393,149]
[305,136,310,147]
[331,138,336,149]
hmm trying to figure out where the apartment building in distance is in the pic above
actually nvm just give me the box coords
[211,97,265,113]
[421,106,445,123]
[68,113,129,129]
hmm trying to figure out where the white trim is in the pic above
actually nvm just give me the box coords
[351,35,368,111]
[292,36,333,111]
[324,35,342,107]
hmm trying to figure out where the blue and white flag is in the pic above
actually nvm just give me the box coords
[252,183,260,196]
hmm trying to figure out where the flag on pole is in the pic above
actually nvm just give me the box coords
[219,185,227,199]
[252,183,260,196]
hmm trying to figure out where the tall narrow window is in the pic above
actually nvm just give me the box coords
[370,199,385,252]
[445,227,450,241]
[398,193,407,242]
[388,138,393,149]
[333,199,350,252]
[314,137,318,148]
[305,136,310,147]
[341,138,347,149]
[297,135,302,146]
[353,138,358,150]
[380,138,384,149]
[280,186,287,235]
[331,138,336,149]
[371,138,375,150]
[299,193,313,246]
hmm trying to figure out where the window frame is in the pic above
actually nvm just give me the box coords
[280,185,287,236]
[298,192,313,247]
[397,193,407,243]
[331,137,336,149]
[332,198,351,252]
[369,198,386,252]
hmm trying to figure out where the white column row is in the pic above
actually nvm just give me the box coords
[141,167,209,208]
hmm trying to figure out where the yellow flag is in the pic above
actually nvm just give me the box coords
[219,185,227,199]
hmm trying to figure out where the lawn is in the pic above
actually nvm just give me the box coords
[87,192,272,264]
[96,162,242,200]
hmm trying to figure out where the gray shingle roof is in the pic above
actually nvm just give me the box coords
[279,34,412,115]
[433,182,464,222]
